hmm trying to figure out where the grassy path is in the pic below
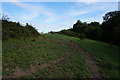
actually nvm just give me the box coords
[3,36,90,78]
[77,45,103,78]
[8,38,103,78]
[65,40,103,78]
[6,56,66,78]
[62,34,120,78]
[3,34,119,78]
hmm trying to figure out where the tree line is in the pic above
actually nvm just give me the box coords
[1,10,120,45]
[51,11,120,45]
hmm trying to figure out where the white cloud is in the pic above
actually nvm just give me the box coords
[69,10,90,17]
[3,2,59,24]
[2,2,118,33]
[9,2,55,22]
[11,2,116,23]
[69,2,117,17]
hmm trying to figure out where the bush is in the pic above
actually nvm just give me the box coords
[59,29,80,38]
[2,20,39,40]
[79,34,86,40]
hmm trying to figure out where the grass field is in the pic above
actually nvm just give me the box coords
[62,34,120,78]
[2,34,120,78]
[2,34,91,78]
[32,52,90,78]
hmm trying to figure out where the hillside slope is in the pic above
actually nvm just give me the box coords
[2,34,120,79]
[62,34,120,78]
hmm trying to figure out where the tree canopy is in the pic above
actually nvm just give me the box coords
[101,11,120,44]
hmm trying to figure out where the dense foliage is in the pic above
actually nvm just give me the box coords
[56,20,102,40]
[85,22,102,40]
[56,11,120,45]
[72,20,102,40]
[73,20,87,33]
[2,20,39,40]
[101,11,120,45]
[59,29,80,38]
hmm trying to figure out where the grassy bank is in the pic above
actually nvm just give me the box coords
[2,34,119,78]
[62,34,120,78]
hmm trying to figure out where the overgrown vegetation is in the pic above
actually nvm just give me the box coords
[101,11,120,45]
[54,11,120,45]
[2,20,39,40]
[1,14,39,40]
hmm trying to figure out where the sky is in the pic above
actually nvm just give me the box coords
[1,1,119,33]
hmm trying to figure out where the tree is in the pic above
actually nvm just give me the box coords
[101,11,120,45]
[103,11,120,22]
[2,20,39,40]
[85,22,102,40]
[73,20,87,33]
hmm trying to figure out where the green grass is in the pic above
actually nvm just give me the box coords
[33,53,91,78]
[2,34,91,78]
[61,34,120,78]
[3,34,119,78]
[2,35,69,76]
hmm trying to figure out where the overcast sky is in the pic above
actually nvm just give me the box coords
[1,1,119,33]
